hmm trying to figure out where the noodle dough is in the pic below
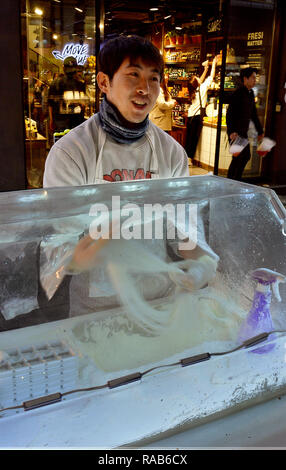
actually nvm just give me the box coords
[72,289,246,372]
[70,239,246,372]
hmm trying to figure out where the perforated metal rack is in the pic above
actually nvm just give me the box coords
[0,341,77,409]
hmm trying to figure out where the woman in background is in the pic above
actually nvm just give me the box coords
[149,76,176,133]
[185,56,218,160]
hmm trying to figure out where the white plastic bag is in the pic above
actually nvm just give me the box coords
[0,241,39,320]
[39,233,80,300]
[257,137,276,157]
[229,136,249,156]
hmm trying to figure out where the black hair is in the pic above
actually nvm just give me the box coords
[187,76,200,102]
[240,67,258,80]
[98,35,164,81]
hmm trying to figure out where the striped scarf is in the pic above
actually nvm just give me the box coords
[98,96,149,144]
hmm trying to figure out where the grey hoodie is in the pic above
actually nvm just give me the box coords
[42,114,189,317]
[44,113,189,188]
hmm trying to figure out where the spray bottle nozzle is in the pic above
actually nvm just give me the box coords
[251,268,286,302]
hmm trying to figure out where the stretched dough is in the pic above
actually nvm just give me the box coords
[71,240,246,372]
[72,288,246,372]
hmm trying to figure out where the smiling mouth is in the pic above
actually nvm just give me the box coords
[131,100,148,109]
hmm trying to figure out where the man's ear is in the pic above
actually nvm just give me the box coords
[97,72,110,93]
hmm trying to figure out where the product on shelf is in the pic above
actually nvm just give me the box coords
[172,102,188,127]
[166,67,192,79]
[224,75,236,89]
[164,31,177,46]
[25,117,38,139]
[86,55,96,68]
[165,48,200,63]
[165,23,202,47]
[203,103,228,126]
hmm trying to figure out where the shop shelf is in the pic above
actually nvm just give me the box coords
[165,61,200,65]
[165,44,201,49]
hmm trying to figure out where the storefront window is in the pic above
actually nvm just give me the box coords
[19,0,276,186]
[155,8,226,179]
[195,14,225,176]
[217,0,276,179]
[21,0,96,188]
[158,13,221,176]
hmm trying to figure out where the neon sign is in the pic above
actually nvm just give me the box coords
[52,43,89,65]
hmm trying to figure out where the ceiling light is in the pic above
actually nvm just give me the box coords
[52,34,58,39]
[150,7,159,11]
[175,26,182,30]
[34,7,43,15]
[75,7,83,13]
[164,14,172,19]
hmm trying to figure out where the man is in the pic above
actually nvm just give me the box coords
[44,35,188,187]
[42,36,216,319]
[48,56,86,134]
[226,66,264,181]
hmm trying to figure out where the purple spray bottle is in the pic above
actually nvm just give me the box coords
[238,268,286,354]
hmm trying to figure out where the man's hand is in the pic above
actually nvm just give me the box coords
[67,233,110,274]
[169,255,218,292]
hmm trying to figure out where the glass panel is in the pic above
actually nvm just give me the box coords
[186,11,225,176]
[200,20,222,175]
[218,0,275,178]
[1,176,286,447]
[21,0,96,189]
[163,20,202,163]
[162,12,222,177]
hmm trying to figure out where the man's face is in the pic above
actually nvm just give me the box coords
[243,72,257,90]
[97,57,161,123]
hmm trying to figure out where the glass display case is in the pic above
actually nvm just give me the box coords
[21,0,97,188]
[1,174,286,448]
